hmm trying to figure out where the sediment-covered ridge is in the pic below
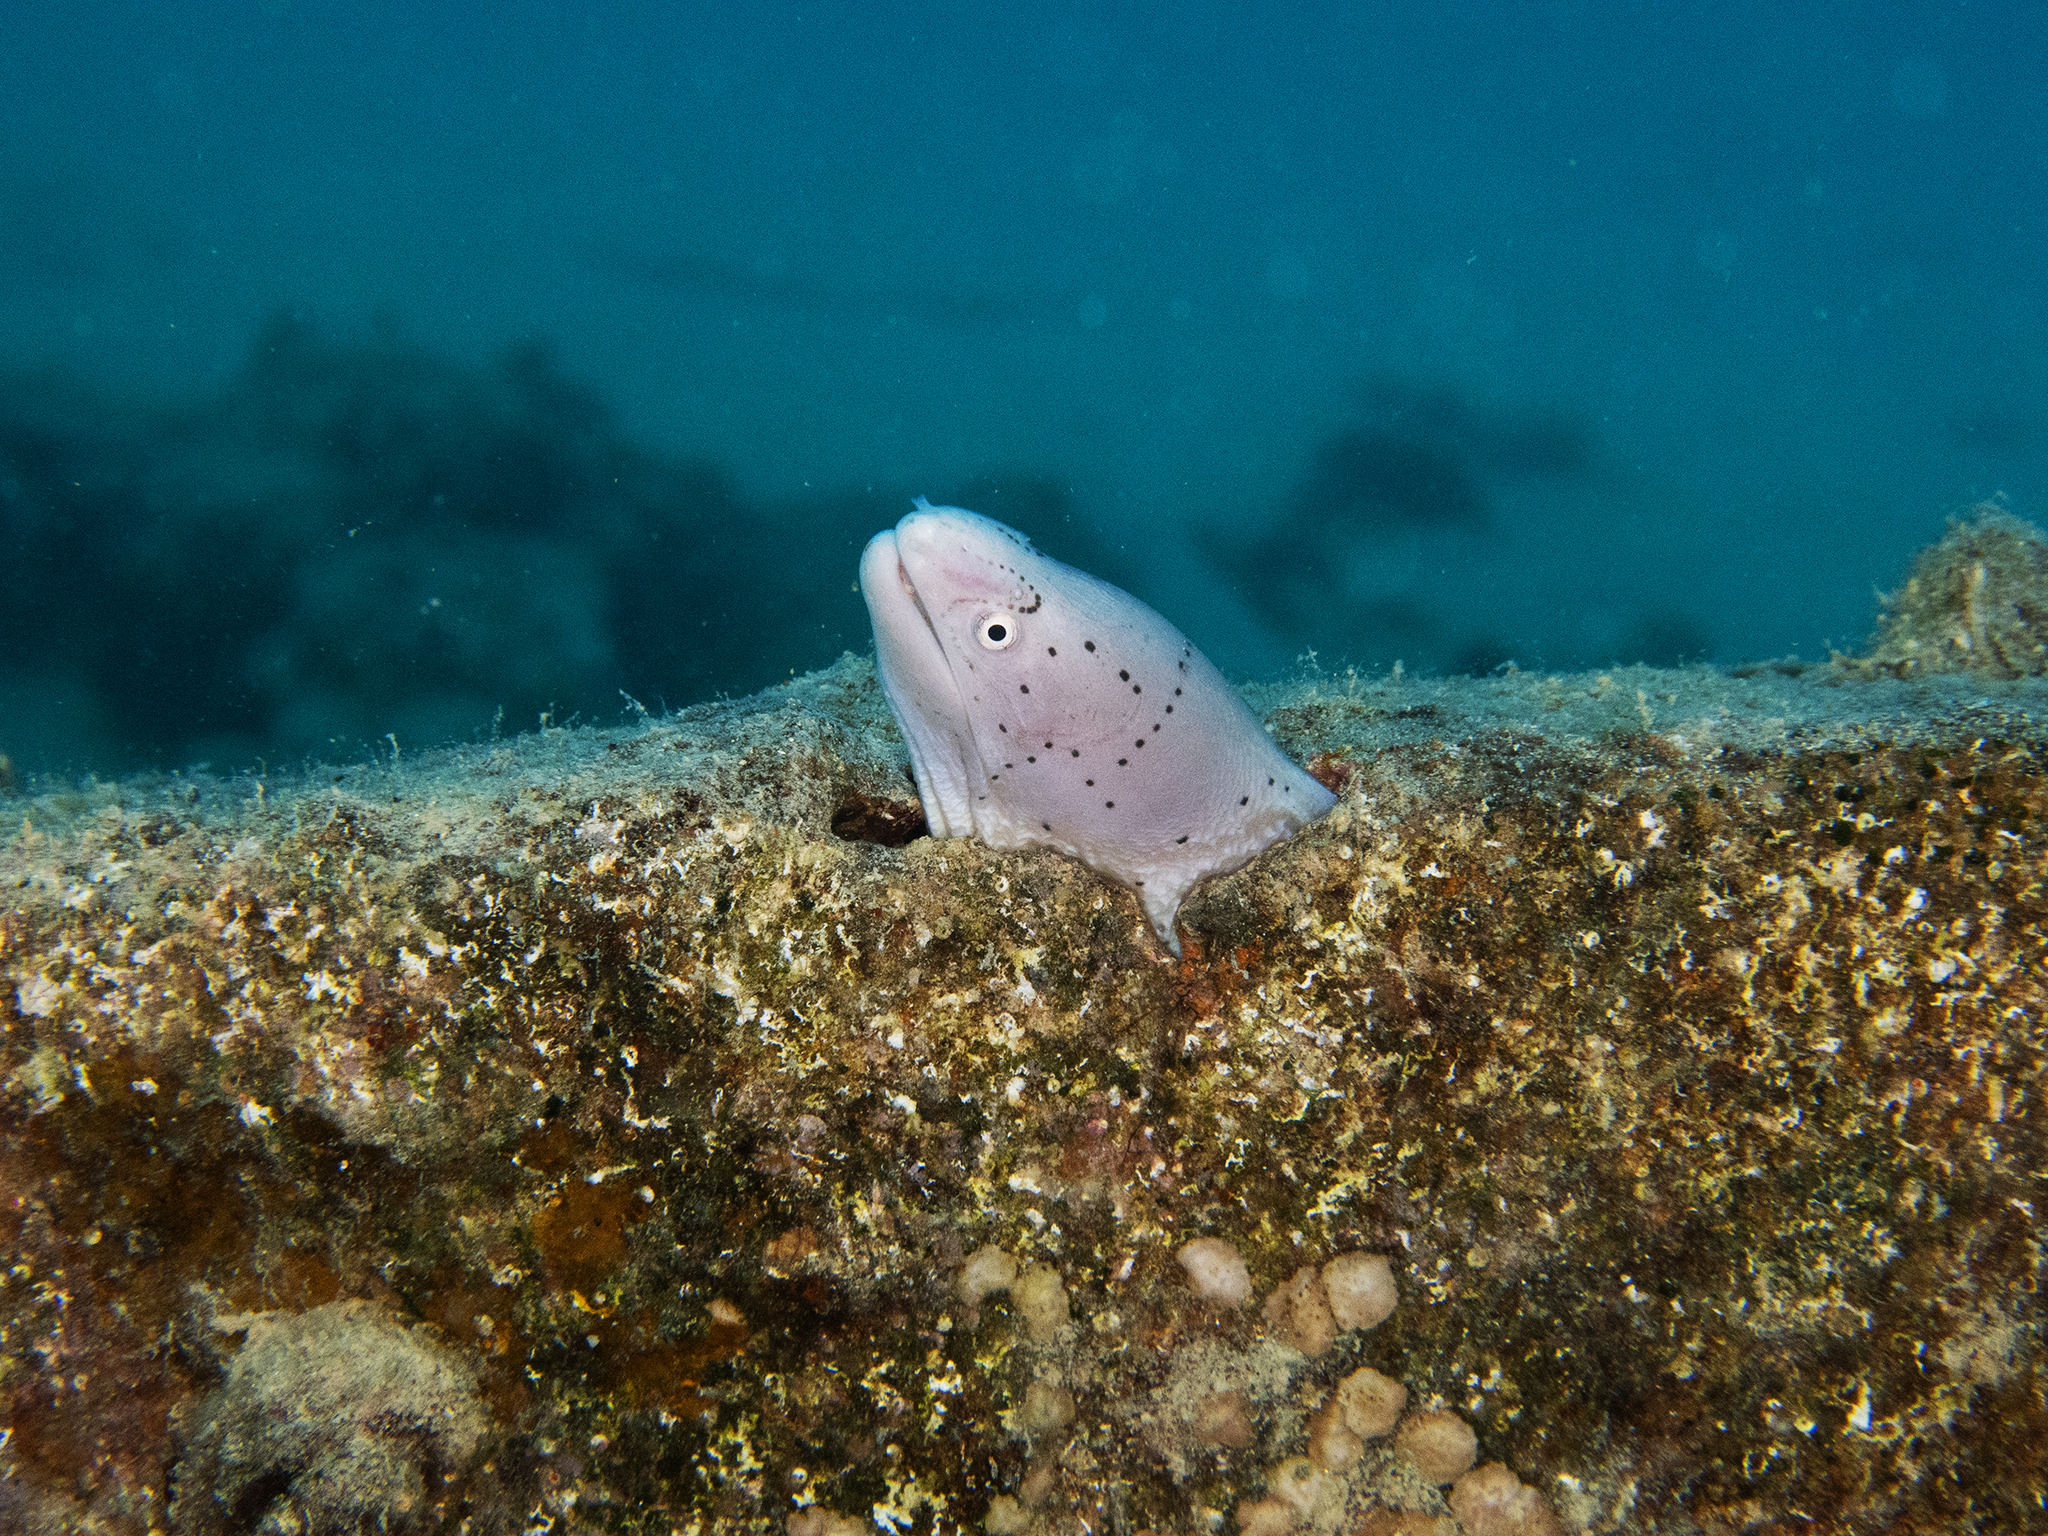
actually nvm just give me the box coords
[3,656,2045,1535]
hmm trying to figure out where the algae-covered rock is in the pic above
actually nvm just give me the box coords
[2,652,2045,1534]
[1851,498,2048,678]
[171,1295,492,1536]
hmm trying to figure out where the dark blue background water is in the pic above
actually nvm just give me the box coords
[3,2,2042,773]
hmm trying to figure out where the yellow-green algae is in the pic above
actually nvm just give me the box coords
[2,654,2045,1536]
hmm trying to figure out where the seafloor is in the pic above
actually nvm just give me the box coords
[2,653,2044,1535]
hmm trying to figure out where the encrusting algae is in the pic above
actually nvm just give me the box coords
[1845,496,2048,680]
[1,516,2046,1534]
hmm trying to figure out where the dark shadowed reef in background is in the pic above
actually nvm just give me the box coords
[0,319,897,774]
[0,325,1654,782]
[1,320,1718,779]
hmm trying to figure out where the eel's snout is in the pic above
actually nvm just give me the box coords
[858,528,908,600]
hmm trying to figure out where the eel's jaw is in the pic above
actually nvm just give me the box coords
[859,528,978,839]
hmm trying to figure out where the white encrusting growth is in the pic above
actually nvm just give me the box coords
[1322,1251,1398,1332]
[956,1243,1020,1306]
[1013,1263,1072,1343]
[1176,1236,1254,1307]
[1309,1366,1407,1469]
[860,499,1337,954]
[1450,1462,1567,1536]
[1396,1409,1480,1483]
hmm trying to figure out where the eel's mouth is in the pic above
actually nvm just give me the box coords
[860,528,943,660]
[895,555,946,656]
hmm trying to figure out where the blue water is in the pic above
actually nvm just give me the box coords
[2,2,2042,773]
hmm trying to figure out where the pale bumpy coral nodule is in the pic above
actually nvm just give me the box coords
[1321,1251,1398,1332]
[1448,1461,1564,1536]
[1014,1263,1072,1343]
[1395,1409,1479,1484]
[1178,1237,1254,1308]
[957,1243,1020,1305]
[1309,1366,1409,1472]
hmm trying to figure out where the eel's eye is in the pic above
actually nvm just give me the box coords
[977,614,1017,651]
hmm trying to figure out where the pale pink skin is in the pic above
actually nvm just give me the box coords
[862,500,1335,954]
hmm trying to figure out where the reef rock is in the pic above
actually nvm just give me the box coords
[3,649,2045,1534]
